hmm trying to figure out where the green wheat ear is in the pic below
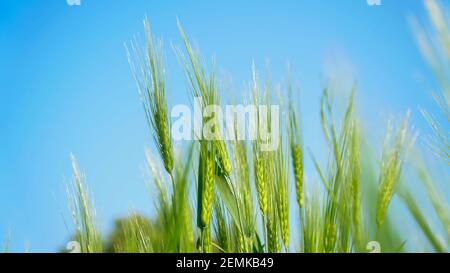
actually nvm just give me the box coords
[254,154,267,216]
[214,139,231,176]
[277,180,289,250]
[287,76,304,209]
[196,141,216,253]
[276,142,290,251]
[376,112,413,227]
[201,154,215,228]
[267,198,280,253]
[127,19,173,175]
[291,145,303,207]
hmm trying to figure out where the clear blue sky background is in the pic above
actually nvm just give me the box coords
[0,0,446,252]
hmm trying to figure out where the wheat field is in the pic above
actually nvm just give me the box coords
[5,0,448,254]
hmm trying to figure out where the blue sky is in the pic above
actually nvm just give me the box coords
[0,0,446,252]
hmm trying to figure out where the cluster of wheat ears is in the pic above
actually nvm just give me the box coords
[5,0,447,254]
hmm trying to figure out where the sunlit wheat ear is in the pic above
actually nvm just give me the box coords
[177,20,232,178]
[127,19,173,175]
[196,140,216,253]
[376,112,413,228]
[287,77,303,209]
[275,140,290,251]
[291,145,303,207]
[254,154,267,216]
[277,181,289,250]
[251,70,266,217]
[201,156,215,228]
[216,141,231,176]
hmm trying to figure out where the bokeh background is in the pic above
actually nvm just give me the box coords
[0,0,446,252]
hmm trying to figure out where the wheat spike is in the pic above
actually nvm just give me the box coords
[291,145,303,207]
[216,141,231,175]
[201,156,215,228]
[278,183,290,250]
[127,19,173,174]
[376,114,411,227]
[254,155,267,216]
